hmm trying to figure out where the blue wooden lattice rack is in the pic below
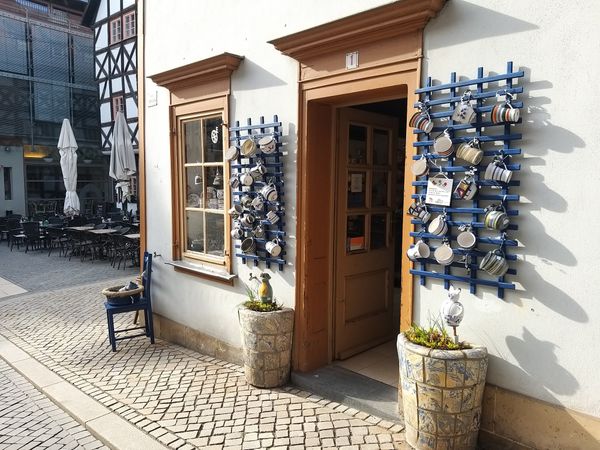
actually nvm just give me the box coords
[229,116,286,271]
[410,62,524,299]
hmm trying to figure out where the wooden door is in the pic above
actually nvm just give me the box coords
[334,108,398,359]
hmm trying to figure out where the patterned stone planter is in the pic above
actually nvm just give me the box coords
[397,333,488,450]
[239,307,294,388]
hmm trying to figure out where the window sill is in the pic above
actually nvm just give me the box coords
[166,260,237,285]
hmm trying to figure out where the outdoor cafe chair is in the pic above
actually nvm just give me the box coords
[103,252,155,352]
[46,227,68,257]
[22,221,46,253]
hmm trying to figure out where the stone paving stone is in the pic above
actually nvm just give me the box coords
[0,359,108,450]
[0,278,407,449]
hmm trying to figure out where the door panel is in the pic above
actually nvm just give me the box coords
[335,107,398,360]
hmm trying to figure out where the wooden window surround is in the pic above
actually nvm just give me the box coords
[112,95,124,118]
[123,11,136,39]
[269,0,446,371]
[150,53,243,282]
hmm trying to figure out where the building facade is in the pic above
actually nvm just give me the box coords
[0,0,106,217]
[141,1,600,448]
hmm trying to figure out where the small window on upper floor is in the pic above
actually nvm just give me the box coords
[110,18,122,44]
[123,11,136,39]
[112,95,124,118]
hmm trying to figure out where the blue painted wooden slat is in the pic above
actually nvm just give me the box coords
[415,70,525,94]
[418,86,523,107]
[410,269,516,290]
[414,133,522,147]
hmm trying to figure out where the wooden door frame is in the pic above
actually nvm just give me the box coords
[269,0,446,372]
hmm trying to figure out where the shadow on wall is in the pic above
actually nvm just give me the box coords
[424,0,538,53]
[234,58,287,92]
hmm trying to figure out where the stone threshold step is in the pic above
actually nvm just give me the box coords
[291,364,404,424]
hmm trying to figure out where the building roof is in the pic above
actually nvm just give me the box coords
[80,0,99,26]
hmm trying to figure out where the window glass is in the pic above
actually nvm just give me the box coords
[4,167,12,200]
[110,19,122,44]
[123,12,136,39]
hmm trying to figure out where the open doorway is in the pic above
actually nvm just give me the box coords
[332,99,407,387]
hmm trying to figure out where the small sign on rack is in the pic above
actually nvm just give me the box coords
[425,174,453,206]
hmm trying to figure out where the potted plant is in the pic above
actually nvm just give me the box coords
[397,287,488,450]
[238,272,294,388]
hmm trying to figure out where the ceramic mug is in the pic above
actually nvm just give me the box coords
[484,207,510,231]
[452,92,476,124]
[484,162,513,184]
[228,204,243,218]
[428,215,448,236]
[407,240,430,261]
[253,160,268,176]
[229,175,240,190]
[241,138,257,157]
[456,142,484,166]
[434,242,455,265]
[240,171,254,187]
[225,145,239,161]
[230,225,243,239]
[407,201,431,223]
[491,104,520,124]
[454,176,478,200]
[240,237,256,254]
[480,249,509,276]
[411,157,429,177]
[409,111,434,133]
[251,195,264,211]
[253,224,266,239]
[266,210,279,224]
[240,194,253,208]
[258,136,276,154]
[433,129,454,157]
[261,183,278,202]
[265,238,282,257]
[456,229,477,249]
[240,213,256,228]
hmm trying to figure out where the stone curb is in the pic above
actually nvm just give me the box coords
[0,333,169,450]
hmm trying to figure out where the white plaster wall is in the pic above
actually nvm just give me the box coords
[420,0,600,417]
[144,0,394,350]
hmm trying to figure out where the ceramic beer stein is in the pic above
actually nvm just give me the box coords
[258,135,276,154]
[434,241,455,266]
[407,240,430,261]
[479,249,509,276]
[241,137,257,157]
[411,155,429,177]
[433,129,454,157]
[261,183,278,202]
[452,90,476,125]
[265,238,283,257]
[484,205,510,231]
[456,140,484,166]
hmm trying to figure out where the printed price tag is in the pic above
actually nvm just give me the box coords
[426,175,453,206]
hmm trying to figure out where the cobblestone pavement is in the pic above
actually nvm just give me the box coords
[0,359,108,450]
[0,239,136,298]
[0,279,408,449]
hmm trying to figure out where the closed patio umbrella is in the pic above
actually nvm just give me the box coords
[58,118,80,216]
[109,111,136,206]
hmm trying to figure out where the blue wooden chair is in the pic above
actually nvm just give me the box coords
[104,252,155,351]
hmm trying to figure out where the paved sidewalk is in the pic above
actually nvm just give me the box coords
[0,359,108,450]
[0,279,408,449]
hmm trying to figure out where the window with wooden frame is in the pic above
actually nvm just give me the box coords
[112,95,124,118]
[123,11,136,39]
[150,53,243,278]
[177,110,227,265]
[110,17,122,44]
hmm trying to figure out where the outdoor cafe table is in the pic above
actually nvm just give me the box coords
[66,226,94,231]
[124,233,140,239]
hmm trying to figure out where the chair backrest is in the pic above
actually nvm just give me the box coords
[22,221,39,236]
[94,223,107,229]
[119,227,131,235]
[142,252,152,303]
[48,216,64,225]
[7,219,21,230]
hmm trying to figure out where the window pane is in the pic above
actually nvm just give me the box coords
[348,124,367,165]
[206,213,225,257]
[184,120,201,163]
[371,214,387,250]
[186,210,204,253]
[203,116,223,162]
[205,167,224,210]
[346,214,366,252]
[372,171,389,207]
[373,129,390,166]
[186,168,202,208]
[347,171,366,208]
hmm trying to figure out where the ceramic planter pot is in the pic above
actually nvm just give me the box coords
[238,307,294,388]
[397,333,488,450]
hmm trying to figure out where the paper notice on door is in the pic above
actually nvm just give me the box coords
[425,175,453,206]
[350,173,363,193]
